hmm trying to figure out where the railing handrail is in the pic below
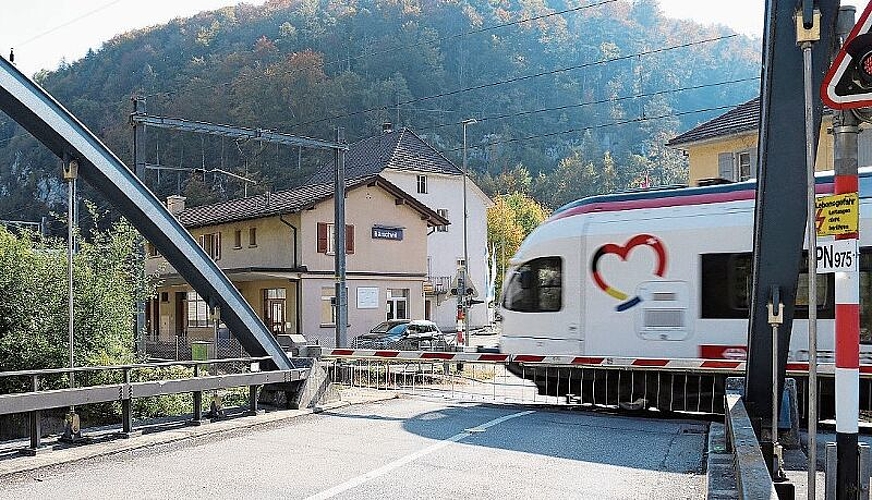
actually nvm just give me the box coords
[0,356,275,379]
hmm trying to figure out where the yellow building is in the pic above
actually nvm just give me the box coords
[665,97,872,185]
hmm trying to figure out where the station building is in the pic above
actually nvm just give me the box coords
[144,126,491,349]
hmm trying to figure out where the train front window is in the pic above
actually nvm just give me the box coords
[502,257,562,312]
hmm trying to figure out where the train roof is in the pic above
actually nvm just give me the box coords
[546,167,872,224]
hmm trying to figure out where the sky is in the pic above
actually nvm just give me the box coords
[0,0,866,78]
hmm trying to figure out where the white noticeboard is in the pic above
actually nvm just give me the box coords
[357,287,380,309]
[815,239,858,274]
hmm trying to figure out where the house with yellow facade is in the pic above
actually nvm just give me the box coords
[666,97,872,185]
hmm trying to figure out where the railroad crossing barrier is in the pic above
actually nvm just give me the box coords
[0,357,309,455]
[323,349,872,418]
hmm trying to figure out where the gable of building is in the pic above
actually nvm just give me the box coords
[308,127,464,185]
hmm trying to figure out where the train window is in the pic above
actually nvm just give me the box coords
[502,257,562,312]
[701,253,833,320]
[860,249,872,344]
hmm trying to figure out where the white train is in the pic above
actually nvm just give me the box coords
[498,168,872,365]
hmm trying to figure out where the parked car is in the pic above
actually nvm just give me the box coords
[352,319,453,350]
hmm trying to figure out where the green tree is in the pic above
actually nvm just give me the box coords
[0,208,155,393]
[486,192,550,296]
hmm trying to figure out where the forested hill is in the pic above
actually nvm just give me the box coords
[0,0,760,226]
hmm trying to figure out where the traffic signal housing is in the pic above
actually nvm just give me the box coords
[821,3,872,110]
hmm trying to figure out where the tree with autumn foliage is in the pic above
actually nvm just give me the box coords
[487,192,550,297]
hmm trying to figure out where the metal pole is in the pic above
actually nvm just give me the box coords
[64,158,78,396]
[800,21,820,500]
[461,118,476,349]
[132,96,147,357]
[769,286,784,479]
[334,127,347,348]
[834,110,861,500]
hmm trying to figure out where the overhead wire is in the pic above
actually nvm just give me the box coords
[15,0,126,48]
[141,0,619,100]
[440,103,746,153]
[408,77,760,135]
[291,33,740,129]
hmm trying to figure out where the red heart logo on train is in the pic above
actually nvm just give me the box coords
[590,234,667,311]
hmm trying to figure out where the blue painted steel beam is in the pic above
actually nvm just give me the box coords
[0,57,293,371]
[744,1,838,424]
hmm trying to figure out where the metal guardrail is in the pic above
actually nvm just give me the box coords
[0,357,308,455]
[724,382,779,500]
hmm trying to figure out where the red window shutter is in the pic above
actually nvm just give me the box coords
[345,225,354,254]
[317,222,328,253]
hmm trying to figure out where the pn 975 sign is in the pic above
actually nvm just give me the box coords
[816,239,858,274]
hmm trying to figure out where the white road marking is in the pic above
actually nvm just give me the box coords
[304,410,535,500]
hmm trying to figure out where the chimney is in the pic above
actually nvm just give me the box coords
[382,122,393,134]
[166,195,186,216]
[264,189,272,207]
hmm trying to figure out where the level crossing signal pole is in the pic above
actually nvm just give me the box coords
[815,2,872,497]
[833,95,861,500]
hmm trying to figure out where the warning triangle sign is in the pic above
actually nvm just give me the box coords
[821,2,872,110]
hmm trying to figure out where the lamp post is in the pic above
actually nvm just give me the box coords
[461,118,476,348]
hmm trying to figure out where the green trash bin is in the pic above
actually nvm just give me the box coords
[191,341,211,361]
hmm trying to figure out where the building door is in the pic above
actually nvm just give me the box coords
[386,289,409,320]
[263,288,286,334]
[175,292,187,339]
[424,299,432,321]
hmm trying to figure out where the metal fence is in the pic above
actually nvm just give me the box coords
[326,358,547,404]
[144,337,249,361]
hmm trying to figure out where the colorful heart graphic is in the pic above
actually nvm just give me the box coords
[591,234,667,311]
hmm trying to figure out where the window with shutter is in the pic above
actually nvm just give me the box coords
[718,153,735,181]
[317,222,328,253]
[346,225,354,254]
[737,151,752,181]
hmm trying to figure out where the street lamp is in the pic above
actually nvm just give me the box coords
[461,118,476,348]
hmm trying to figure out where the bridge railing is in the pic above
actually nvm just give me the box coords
[0,357,308,455]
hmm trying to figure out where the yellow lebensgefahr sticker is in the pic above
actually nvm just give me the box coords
[815,192,859,236]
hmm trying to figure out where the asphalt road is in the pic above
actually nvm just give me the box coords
[0,397,708,499]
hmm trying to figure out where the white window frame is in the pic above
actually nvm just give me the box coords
[436,208,448,232]
[326,223,336,255]
[199,232,221,260]
[386,288,410,320]
[417,175,427,194]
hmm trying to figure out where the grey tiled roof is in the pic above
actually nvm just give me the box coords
[667,97,760,147]
[178,181,340,228]
[308,128,463,184]
[177,174,449,229]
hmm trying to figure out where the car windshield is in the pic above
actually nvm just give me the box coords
[370,321,400,333]
[386,324,409,335]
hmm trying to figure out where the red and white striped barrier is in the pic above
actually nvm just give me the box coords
[324,349,872,376]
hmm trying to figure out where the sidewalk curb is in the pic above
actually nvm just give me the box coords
[0,388,398,478]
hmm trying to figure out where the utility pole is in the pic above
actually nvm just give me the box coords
[132,97,147,356]
[461,118,476,348]
[334,127,348,348]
